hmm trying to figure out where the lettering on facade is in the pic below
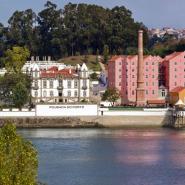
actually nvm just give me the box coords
[49,105,85,109]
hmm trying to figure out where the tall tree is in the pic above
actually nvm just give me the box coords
[38,1,64,58]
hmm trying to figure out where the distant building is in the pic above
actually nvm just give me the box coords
[108,55,163,105]
[160,52,185,92]
[29,63,90,104]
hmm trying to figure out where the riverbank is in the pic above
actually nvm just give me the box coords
[0,115,172,128]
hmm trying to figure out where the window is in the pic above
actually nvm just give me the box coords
[175,75,177,78]
[132,82,135,86]
[146,75,148,78]
[175,62,177,65]
[146,90,148,95]
[146,68,148,72]
[162,90,166,97]
[34,80,38,87]
[119,82,121,86]
[152,90,155,95]
[152,69,155,72]
[119,75,122,79]
[152,82,155,86]
[146,62,148,65]
[119,69,121,72]
[34,91,38,97]
[59,80,63,87]
[126,75,128,78]
[175,68,177,72]
[132,75,135,78]
[67,80,71,88]
[50,91,54,97]
[49,80,53,88]
[74,80,78,88]
[67,91,71,97]
[146,82,148,86]
[152,75,155,78]
[152,62,154,65]
[35,70,38,78]
[43,80,47,88]
[43,90,47,97]
[83,91,87,97]
[132,62,134,65]
[74,91,78,97]
[175,82,177,86]
[132,69,134,72]
[119,62,121,65]
[132,90,135,95]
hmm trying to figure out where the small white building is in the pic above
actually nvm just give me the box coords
[30,63,90,104]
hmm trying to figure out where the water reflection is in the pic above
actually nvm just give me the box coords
[19,129,185,185]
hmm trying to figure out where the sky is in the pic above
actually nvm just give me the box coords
[0,0,185,29]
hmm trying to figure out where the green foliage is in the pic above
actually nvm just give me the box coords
[102,88,120,106]
[90,72,98,80]
[0,122,38,185]
[12,82,29,109]
[0,2,149,59]
[0,73,31,107]
[5,46,30,73]
[103,45,109,64]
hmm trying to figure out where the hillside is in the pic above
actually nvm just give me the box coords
[58,55,101,71]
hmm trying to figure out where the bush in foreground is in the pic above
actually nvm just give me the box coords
[0,122,38,185]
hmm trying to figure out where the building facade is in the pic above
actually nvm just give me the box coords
[29,63,90,104]
[108,55,163,105]
[161,52,185,92]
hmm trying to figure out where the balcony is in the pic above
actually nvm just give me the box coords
[57,86,63,90]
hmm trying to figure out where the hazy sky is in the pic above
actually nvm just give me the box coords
[0,0,185,28]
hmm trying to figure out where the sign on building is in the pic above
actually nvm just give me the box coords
[36,104,98,117]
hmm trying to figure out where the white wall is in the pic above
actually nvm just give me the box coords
[0,110,35,117]
[99,110,170,116]
[36,104,98,117]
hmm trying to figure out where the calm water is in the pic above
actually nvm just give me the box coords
[19,128,185,185]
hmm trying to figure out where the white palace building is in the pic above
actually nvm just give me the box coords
[26,57,90,104]
[0,56,90,104]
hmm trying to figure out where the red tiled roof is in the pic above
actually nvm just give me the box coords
[47,66,58,71]
[164,52,183,61]
[40,68,76,78]
[170,86,185,93]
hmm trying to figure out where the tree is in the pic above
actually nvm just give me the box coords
[102,88,120,106]
[90,72,98,80]
[12,82,29,109]
[0,122,38,185]
[5,46,30,73]
[0,73,31,107]
[103,45,109,64]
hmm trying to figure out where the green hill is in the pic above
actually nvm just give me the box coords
[58,55,101,71]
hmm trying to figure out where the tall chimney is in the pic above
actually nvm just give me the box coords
[136,30,146,106]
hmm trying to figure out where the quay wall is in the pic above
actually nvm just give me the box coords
[0,105,172,128]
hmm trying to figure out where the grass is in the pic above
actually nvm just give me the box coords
[58,55,101,71]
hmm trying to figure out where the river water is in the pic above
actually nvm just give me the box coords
[19,128,185,185]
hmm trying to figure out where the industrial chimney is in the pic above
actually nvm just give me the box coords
[136,30,146,106]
